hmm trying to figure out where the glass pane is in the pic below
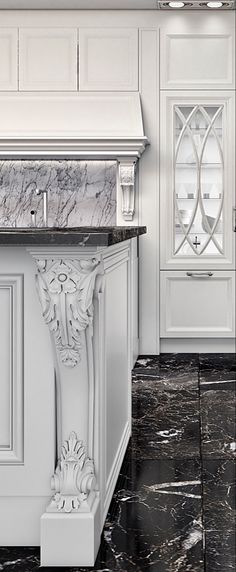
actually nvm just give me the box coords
[174,105,224,257]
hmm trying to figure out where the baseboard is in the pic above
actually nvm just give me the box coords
[132,338,139,367]
[103,421,131,524]
[0,496,51,545]
[160,338,236,353]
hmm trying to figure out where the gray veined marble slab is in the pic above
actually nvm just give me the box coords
[0,160,117,228]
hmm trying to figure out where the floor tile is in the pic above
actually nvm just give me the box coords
[133,372,199,399]
[199,353,236,384]
[0,547,40,571]
[134,354,199,381]
[202,459,236,530]
[94,458,204,572]
[132,376,200,459]
[204,529,236,572]
[200,389,236,458]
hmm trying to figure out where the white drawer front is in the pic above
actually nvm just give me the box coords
[160,271,235,338]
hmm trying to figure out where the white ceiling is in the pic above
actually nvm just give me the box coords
[0,0,157,8]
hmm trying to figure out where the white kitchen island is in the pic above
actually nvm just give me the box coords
[0,226,146,567]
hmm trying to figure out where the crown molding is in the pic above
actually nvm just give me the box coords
[0,136,148,159]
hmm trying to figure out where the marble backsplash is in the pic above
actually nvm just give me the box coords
[0,160,117,227]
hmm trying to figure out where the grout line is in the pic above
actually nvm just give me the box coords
[198,354,207,572]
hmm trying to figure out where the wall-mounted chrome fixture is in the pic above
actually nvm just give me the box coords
[157,0,235,8]
[36,188,49,227]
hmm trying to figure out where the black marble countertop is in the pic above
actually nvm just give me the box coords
[0,226,147,247]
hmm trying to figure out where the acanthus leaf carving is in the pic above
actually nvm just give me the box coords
[49,431,96,514]
[35,257,100,367]
[118,159,137,221]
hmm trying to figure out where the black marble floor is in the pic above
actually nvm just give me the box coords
[0,354,235,571]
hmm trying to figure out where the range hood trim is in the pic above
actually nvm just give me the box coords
[0,136,148,159]
[0,92,148,159]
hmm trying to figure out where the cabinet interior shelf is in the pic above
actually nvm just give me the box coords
[175,128,222,133]
[175,232,223,236]
[176,163,222,168]
[176,197,222,201]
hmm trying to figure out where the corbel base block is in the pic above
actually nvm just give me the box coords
[40,495,100,567]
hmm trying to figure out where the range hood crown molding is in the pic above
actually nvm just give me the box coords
[0,92,148,159]
[0,136,148,159]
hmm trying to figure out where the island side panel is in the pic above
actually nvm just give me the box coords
[101,240,132,522]
[0,247,55,545]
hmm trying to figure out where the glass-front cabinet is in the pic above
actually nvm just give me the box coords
[175,104,224,257]
[160,92,235,269]
[160,92,235,342]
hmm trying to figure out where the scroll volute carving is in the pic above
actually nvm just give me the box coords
[119,159,137,221]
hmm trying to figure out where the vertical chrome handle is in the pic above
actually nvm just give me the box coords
[233,207,236,232]
[36,188,48,227]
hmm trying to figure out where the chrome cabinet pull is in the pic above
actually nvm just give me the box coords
[233,207,236,232]
[186,272,214,277]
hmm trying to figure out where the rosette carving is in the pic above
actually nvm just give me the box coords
[35,257,100,367]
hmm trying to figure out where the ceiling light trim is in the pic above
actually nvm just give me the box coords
[157,0,235,8]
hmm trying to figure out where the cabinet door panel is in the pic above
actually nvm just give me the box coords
[79,28,138,91]
[161,33,235,90]
[19,28,77,91]
[0,29,18,91]
[160,271,235,338]
[0,275,23,464]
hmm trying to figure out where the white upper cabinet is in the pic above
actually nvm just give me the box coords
[160,91,235,270]
[160,32,235,90]
[0,29,18,91]
[79,28,138,91]
[19,28,78,91]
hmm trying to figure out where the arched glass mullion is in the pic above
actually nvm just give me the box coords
[174,106,201,255]
[198,106,224,254]
[196,107,221,253]
[175,106,199,159]
[200,105,224,238]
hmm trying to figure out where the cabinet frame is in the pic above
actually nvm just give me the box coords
[160,91,235,270]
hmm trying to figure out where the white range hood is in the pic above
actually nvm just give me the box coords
[0,91,148,221]
[0,92,148,158]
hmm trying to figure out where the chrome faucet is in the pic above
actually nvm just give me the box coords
[36,188,48,227]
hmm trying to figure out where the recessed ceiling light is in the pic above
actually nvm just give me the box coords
[157,0,235,8]
[168,1,185,6]
[207,1,223,5]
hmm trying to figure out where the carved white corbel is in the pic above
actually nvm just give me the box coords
[118,158,137,221]
[35,257,100,367]
[48,431,96,514]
